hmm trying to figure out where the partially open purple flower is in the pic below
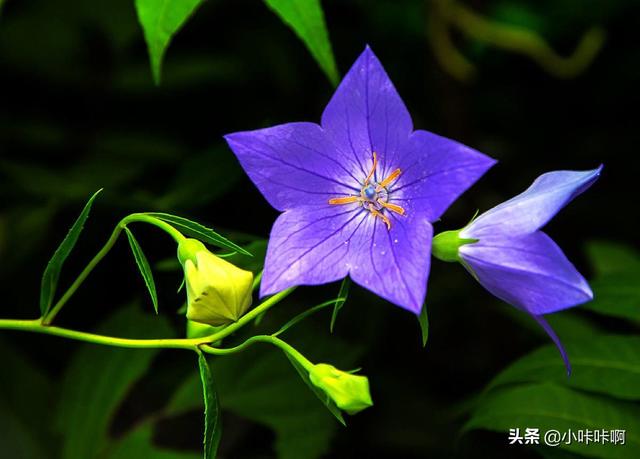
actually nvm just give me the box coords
[225,46,495,313]
[433,166,602,372]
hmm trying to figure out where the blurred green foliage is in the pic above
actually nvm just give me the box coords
[0,0,638,457]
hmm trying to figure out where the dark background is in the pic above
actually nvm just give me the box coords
[0,0,638,458]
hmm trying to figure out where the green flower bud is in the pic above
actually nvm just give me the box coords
[431,229,477,263]
[309,363,373,415]
[178,238,254,327]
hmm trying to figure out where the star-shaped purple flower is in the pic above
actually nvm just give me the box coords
[225,46,495,313]
[458,166,602,372]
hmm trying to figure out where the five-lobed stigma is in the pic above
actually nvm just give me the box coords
[329,152,405,230]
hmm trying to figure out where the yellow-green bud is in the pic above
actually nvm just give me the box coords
[309,364,373,415]
[178,238,254,327]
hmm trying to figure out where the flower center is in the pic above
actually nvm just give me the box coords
[328,152,405,230]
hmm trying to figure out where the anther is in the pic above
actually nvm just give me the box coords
[378,200,405,215]
[329,196,363,205]
[368,204,391,230]
[376,168,401,191]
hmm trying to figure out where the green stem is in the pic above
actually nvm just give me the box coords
[200,334,313,370]
[0,319,207,350]
[1,288,294,351]
[42,213,185,324]
[252,270,263,291]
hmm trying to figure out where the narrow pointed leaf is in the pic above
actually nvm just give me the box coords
[40,189,102,317]
[330,277,350,333]
[146,212,251,255]
[275,298,343,337]
[264,0,338,86]
[197,351,222,459]
[124,227,159,313]
[134,0,206,85]
[418,303,429,347]
[285,353,345,426]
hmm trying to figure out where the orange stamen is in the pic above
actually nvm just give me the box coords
[368,204,391,230]
[364,152,378,185]
[329,196,362,205]
[378,200,405,215]
[376,168,401,191]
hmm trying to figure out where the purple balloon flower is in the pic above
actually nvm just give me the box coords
[440,166,602,373]
[225,46,495,313]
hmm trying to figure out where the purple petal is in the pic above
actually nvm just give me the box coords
[532,314,572,376]
[348,211,433,314]
[459,231,593,315]
[321,46,413,179]
[464,166,602,238]
[224,122,359,212]
[260,205,368,296]
[390,130,496,221]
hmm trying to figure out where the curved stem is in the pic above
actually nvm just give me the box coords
[200,334,313,370]
[43,213,185,324]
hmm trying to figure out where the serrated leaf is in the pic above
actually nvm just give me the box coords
[264,0,338,86]
[134,0,205,85]
[487,335,640,401]
[40,189,102,317]
[146,212,251,256]
[465,382,640,458]
[55,307,174,459]
[418,303,429,347]
[124,227,159,313]
[285,353,345,426]
[330,277,350,333]
[197,351,222,459]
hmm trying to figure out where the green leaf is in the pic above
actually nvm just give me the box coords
[39,189,102,317]
[146,212,251,256]
[418,303,429,347]
[284,353,346,426]
[197,351,222,459]
[586,240,640,276]
[487,335,640,401]
[134,0,206,85]
[276,298,343,337]
[124,227,159,313]
[107,422,200,459]
[584,241,640,322]
[330,277,350,333]
[55,306,174,459]
[0,338,54,457]
[586,274,640,322]
[264,0,339,86]
[0,402,48,459]
[465,382,640,458]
